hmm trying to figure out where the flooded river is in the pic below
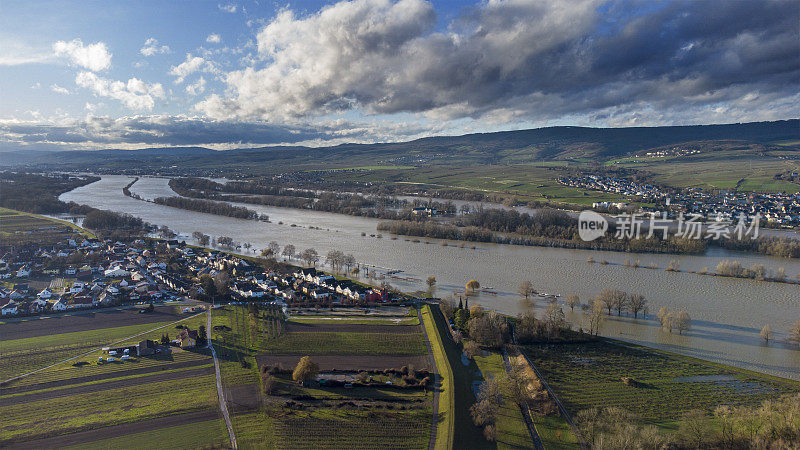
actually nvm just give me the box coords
[61,176,800,379]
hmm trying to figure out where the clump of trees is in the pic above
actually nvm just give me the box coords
[657,307,691,334]
[595,289,648,318]
[577,407,666,449]
[153,196,264,220]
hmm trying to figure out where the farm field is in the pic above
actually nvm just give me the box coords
[612,151,800,192]
[0,308,225,448]
[336,164,630,206]
[520,340,800,430]
[0,320,182,381]
[212,305,437,449]
[0,305,186,341]
[0,206,93,246]
[287,316,419,325]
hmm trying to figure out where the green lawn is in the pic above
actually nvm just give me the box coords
[226,330,427,356]
[65,418,230,450]
[520,340,800,430]
[473,351,535,449]
[288,316,419,326]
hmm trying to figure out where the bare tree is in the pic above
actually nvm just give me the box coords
[268,241,281,256]
[343,254,356,274]
[628,294,647,318]
[325,249,345,272]
[657,306,669,326]
[463,340,481,359]
[192,231,210,246]
[588,298,605,335]
[676,310,691,334]
[760,325,772,343]
[281,244,295,260]
[426,276,437,293]
[300,248,319,267]
[790,320,800,346]
[517,280,534,299]
[565,293,579,312]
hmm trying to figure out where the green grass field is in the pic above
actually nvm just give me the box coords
[65,418,230,450]
[229,330,427,356]
[0,321,182,381]
[0,374,218,443]
[521,340,800,430]
[288,316,419,326]
[472,351,535,449]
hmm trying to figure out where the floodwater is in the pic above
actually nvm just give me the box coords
[61,176,800,380]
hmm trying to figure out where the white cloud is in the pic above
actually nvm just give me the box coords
[30,82,41,89]
[50,84,70,95]
[0,41,55,66]
[53,39,112,71]
[140,37,171,56]
[206,34,222,44]
[218,3,237,13]
[196,0,799,127]
[169,54,208,84]
[186,77,207,95]
[75,71,165,110]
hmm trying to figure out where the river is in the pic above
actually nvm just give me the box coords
[60,175,800,380]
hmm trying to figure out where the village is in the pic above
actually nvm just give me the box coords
[0,236,399,318]
[561,173,800,224]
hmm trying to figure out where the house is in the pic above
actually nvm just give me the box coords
[29,298,49,313]
[37,288,53,299]
[104,266,129,278]
[177,329,198,348]
[50,299,68,311]
[16,265,31,278]
[1,299,18,316]
[137,339,158,356]
[70,282,86,294]
[65,267,77,275]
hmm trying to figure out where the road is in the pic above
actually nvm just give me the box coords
[208,307,237,449]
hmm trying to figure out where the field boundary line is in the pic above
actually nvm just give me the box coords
[208,307,237,450]
[421,304,454,450]
[1,311,207,386]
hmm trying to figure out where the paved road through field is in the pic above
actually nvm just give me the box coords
[208,307,237,449]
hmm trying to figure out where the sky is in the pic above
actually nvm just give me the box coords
[0,0,798,152]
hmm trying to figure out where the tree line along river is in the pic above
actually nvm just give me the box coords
[60,175,800,380]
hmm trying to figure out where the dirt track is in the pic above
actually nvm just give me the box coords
[0,306,184,341]
[255,354,431,371]
[285,321,421,334]
[5,409,221,449]
[1,365,214,406]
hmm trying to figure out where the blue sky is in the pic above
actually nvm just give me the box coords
[0,0,797,151]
